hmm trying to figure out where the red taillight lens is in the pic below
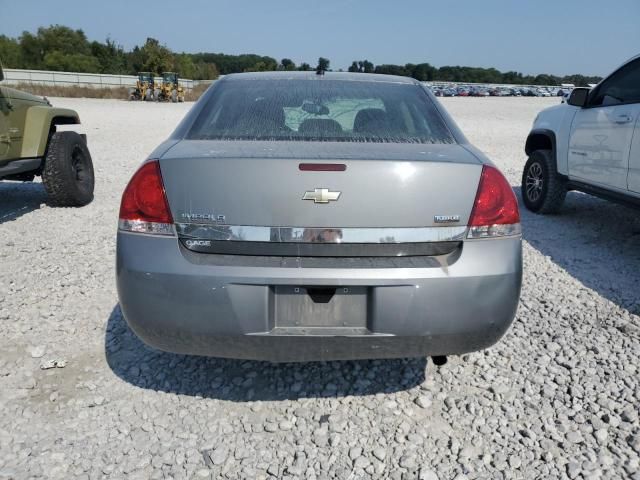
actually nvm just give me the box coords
[468,165,520,238]
[119,160,174,235]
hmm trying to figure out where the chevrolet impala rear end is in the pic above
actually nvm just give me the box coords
[116,72,522,362]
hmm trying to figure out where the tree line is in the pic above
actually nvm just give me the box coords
[0,25,601,86]
[349,60,601,87]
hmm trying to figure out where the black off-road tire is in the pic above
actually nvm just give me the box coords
[521,149,567,214]
[42,131,95,207]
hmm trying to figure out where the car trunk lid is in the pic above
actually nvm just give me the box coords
[160,140,482,229]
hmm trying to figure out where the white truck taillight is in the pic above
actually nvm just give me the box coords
[468,165,521,239]
[118,160,175,235]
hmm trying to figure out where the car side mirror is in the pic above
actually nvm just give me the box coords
[567,88,590,107]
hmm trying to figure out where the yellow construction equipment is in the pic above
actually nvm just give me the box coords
[156,72,185,102]
[129,72,155,101]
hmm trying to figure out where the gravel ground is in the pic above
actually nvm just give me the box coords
[1,96,639,480]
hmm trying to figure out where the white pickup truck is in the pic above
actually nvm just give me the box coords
[522,55,640,213]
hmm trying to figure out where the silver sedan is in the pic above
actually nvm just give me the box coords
[116,72,522,362]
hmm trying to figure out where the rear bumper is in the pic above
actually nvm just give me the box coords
[116,233,522,362]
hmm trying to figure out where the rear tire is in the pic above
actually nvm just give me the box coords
[521,149,566,214]
[42,132,95,207]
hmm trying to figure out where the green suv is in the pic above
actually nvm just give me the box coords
[0,61,94,206]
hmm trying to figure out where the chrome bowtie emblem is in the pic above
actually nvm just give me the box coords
[303,188,341,204]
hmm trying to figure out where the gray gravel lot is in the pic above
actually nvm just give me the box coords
[1,96,639,480]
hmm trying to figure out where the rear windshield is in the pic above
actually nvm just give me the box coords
[187,79,454,144]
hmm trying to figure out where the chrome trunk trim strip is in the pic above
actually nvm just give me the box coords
[175,224,468,244]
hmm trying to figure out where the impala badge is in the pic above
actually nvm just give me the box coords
[181,213,226,223]
[303,188,341,204]
[434,215,461,223]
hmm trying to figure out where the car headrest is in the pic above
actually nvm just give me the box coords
[353,108,389,134]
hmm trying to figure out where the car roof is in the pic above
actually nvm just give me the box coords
[222,71,420,85]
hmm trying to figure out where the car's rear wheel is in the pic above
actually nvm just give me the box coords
[521,149,566,214]
[42,131,95,207]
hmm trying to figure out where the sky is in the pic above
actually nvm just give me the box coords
[2,0,639,77]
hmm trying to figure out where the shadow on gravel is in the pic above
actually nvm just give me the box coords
[105,305,428,400]
[516,187,640,313]
[0,181,46,223]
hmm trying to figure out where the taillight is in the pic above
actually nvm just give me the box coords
[118,160,174,236]
[468,165,521,239]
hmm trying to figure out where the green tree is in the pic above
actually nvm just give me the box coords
[361,60,374,73]
[298,62,311,71]
[91,38,127,74]
[316,57,330,74]
[43,51,100,72]
[174,54,196,79]
[248,61,270,72]
[374,64,408,76]
[194,61,219,80]
[0,35,22,68]
[502,71,524,84]
[139,38,174,75]
[348,60,374,73]
[409,63,434,81]
[37,25,92,56]
[534,74,559,85]
[280,58,296,71]
[19,31,45,69]
[126,46,145,74]
[19,25,99,72]
[560,74,601,87]
[191,53,277,74]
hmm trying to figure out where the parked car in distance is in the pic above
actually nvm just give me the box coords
[117,72,523,362]
[0,60,94,206]
[469,87,489,97]
[558,88,573,103]
[522,55,640,214]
